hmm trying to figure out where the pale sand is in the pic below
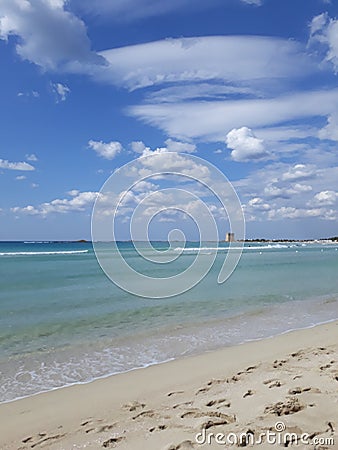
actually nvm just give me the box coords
[1,322,337,450]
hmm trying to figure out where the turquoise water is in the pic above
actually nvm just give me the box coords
[1,241,338,402]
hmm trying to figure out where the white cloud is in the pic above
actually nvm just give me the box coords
[0,158,35,171]
[318,112,338,141]
[52,82,70,102]
[268,206,325,220]
[99,36,313,91]
[309,12,338,72]
[310,190,338,206]
[88,140,122,159]
[247,197,271,211]
[240,0,262,5]
[26,153,38,161]
[164,139,196,153]
[132,150,212,183]
[11,190,99,216]
[72,0,197,22]
[281,164,316,182]
[131,141,148,154]
[72,0,263,22]
[293,183,313,193]
[231,156,338,224]
[15,175,26,180]
[129,89,338,142]
[17,90,39,98]
[131,139,196,156]
[225,126,269,162]
[0,0,103,70]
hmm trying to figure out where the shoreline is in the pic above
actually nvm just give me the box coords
[1,320,337,449]
[2,316,337,407]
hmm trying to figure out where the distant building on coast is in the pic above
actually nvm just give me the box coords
[225,232,235,242]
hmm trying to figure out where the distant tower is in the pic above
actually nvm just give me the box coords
[225,232,235,242]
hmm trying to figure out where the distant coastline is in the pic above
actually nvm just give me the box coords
[1,237,338,243]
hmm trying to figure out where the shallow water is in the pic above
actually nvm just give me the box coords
[1,241,337,402]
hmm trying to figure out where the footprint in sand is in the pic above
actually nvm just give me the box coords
[132,409,162,420]
[181,410,233,420]
[263,378,282,388]
[292,375,303,380]
[288,386,321,394]
[149,424,168,432]
[165,439,195,449]
[195,378,225,394]
[173,401,194,409]
[21,432,66,448]
[243,389,254,398]
[272,359,288,368]
[201,418,236,430]
[81,418,103,427]
[264,397,305,416]
[167,391,185,397]
[226,375,241,383]
[122,400,146,412]
[205,398,230,408]
[102,436,125,448]
[81,418,109,434]
[86,423,117,434]
[237,365,259,375]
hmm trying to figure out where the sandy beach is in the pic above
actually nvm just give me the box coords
[1,321,337,450]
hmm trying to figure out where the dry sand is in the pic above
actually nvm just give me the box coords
[0,321,337,449]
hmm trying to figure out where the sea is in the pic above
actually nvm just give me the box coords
[1,240,338,403]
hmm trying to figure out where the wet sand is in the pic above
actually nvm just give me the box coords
[1,321,337,449]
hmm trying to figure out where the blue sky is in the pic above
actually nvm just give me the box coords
[1,0,338,241]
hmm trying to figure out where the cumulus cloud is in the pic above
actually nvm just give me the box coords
[131,139,196,156]
[268,206,336,221]
[52,82,70,102]
[131,141,148,154]
[0,158,35,171]
[225,127,269,162]
[15,175,26,180]
[247,197,270,211]
[88,140,122,159]
[130,150,212,183]
[281,164,316,182]
[164,139,196,153]
[11,190,99,216]
[309,190,338,206]
[268,206,323,220]
[0,0,103,70]
[309,12,338,72]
